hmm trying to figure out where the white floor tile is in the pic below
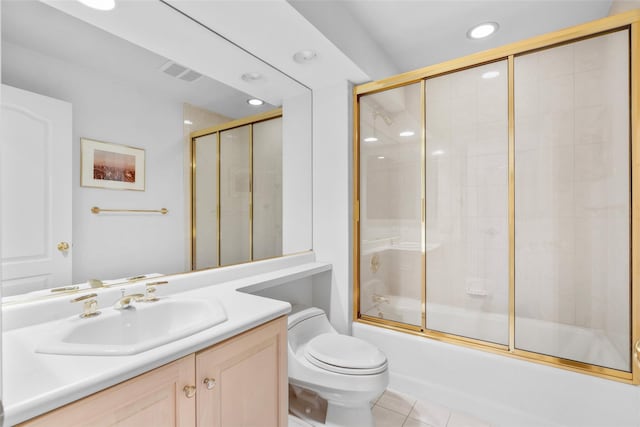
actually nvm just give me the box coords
[403,417,435,427]
[408,400,450,427]
[447,411,491,427]
[377,389,417,416]
[373,405,407,427]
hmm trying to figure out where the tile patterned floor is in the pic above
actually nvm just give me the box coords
[372,389,491,427]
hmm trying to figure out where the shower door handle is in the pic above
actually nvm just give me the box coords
[635,340,640,368]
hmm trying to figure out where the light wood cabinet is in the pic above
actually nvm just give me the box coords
[20,355,196,427]
[196,314,287,427]
[19,316,287,427]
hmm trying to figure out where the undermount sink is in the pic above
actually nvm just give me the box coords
[36,297,227,356]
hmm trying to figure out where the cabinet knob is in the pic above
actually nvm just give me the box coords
[203,377,216,390]
[183,385,196,398]
[57,241,70,252]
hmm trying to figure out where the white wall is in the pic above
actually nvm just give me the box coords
[2,41,186,283]
[282,91,313,254]
[312,81,353,334]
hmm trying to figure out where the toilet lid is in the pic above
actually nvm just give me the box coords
[304,333,387,375]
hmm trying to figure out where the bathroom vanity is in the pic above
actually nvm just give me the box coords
[2,253,331,426]
[19,317,287,427]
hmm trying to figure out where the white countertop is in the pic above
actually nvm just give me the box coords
[2,255,331,426]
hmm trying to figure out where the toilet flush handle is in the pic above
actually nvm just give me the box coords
[203,377,216,390]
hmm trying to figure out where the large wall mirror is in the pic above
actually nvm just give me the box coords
[0,0,312,301]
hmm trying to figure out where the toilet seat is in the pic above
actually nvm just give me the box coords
[304,333,388,375]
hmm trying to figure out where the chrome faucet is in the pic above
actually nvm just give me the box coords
[113,290,145,310]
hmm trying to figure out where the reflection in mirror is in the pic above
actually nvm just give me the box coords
[1,0,312,301]
[192,112,284,270]
[220,125,251,266]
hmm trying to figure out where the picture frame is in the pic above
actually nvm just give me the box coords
[81,138,145,191]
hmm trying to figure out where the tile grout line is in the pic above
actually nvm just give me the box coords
[400,400,417,427]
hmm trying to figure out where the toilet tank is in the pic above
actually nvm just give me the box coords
[288,306,335,353]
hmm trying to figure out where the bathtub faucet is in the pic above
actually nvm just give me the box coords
[372,294,390,304]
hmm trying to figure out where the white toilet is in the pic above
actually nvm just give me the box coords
[287,306,388,427]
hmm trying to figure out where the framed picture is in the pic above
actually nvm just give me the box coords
[81,138,145,191]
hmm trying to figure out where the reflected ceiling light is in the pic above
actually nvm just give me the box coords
[432,150,445,156]
[77,0,116,10]
[377,156,385,160]
[293,49,317,64]
[247,98,264,106]
[183,119,193,125]
[241,72,262,82]
[467,22,499,39]
[364,137,378,142]
[482,71,500,79]
[399,131,415,137]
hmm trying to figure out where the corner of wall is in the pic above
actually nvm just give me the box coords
[312,80,354,335]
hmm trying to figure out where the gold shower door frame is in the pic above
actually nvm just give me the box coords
[190,108,282,271]
[353,10,640,384]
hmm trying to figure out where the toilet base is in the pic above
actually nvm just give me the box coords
[289,384,374,427]
[324,402,374,427]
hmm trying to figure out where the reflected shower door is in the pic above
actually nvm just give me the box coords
[358,82,423,327]
[424,61,510,344]
[514,30,630,370]
[220,125,250,266]
[193,132,218,269]
[253,118,283,261]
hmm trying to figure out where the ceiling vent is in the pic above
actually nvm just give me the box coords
[160,60,202,82]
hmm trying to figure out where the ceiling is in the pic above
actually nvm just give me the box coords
[1,0,279,119]
[162,0,622,88]
[1,0,627,110]
[289,0,613,79]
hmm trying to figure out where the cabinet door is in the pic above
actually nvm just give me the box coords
[20,355,196,427]
[196,316,287,427]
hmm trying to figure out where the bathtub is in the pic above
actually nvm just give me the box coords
[364,296,627,370]
[354,299,639,427]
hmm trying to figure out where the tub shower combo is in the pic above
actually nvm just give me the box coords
[354,13,640,383]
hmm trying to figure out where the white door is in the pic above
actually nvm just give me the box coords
[1,84,72,296]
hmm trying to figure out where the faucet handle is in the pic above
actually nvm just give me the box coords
[71,293,100,318]
[144,281,169,302]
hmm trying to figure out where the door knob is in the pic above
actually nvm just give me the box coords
[57,241,70,252]
[203,377,216,390]
[183,385,196,398]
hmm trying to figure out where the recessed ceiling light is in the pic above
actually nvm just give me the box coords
[399,131,415,137]
[377,156,385,160]
[467,22,499,40]
[77,0,116,11]
[184,119,193,125]
[364,137,378,142]
[482,71,500,79]
[293,50,317,64]
[247,98,264,106]
[241,72,262,82]
[432,150,445,156]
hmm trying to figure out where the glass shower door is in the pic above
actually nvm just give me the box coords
[424,61,510,344]
[253,118,283,261]
[220,125,251,266]
[358,82,423,327]
[514,30,630,370]
[193,132,218,270]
